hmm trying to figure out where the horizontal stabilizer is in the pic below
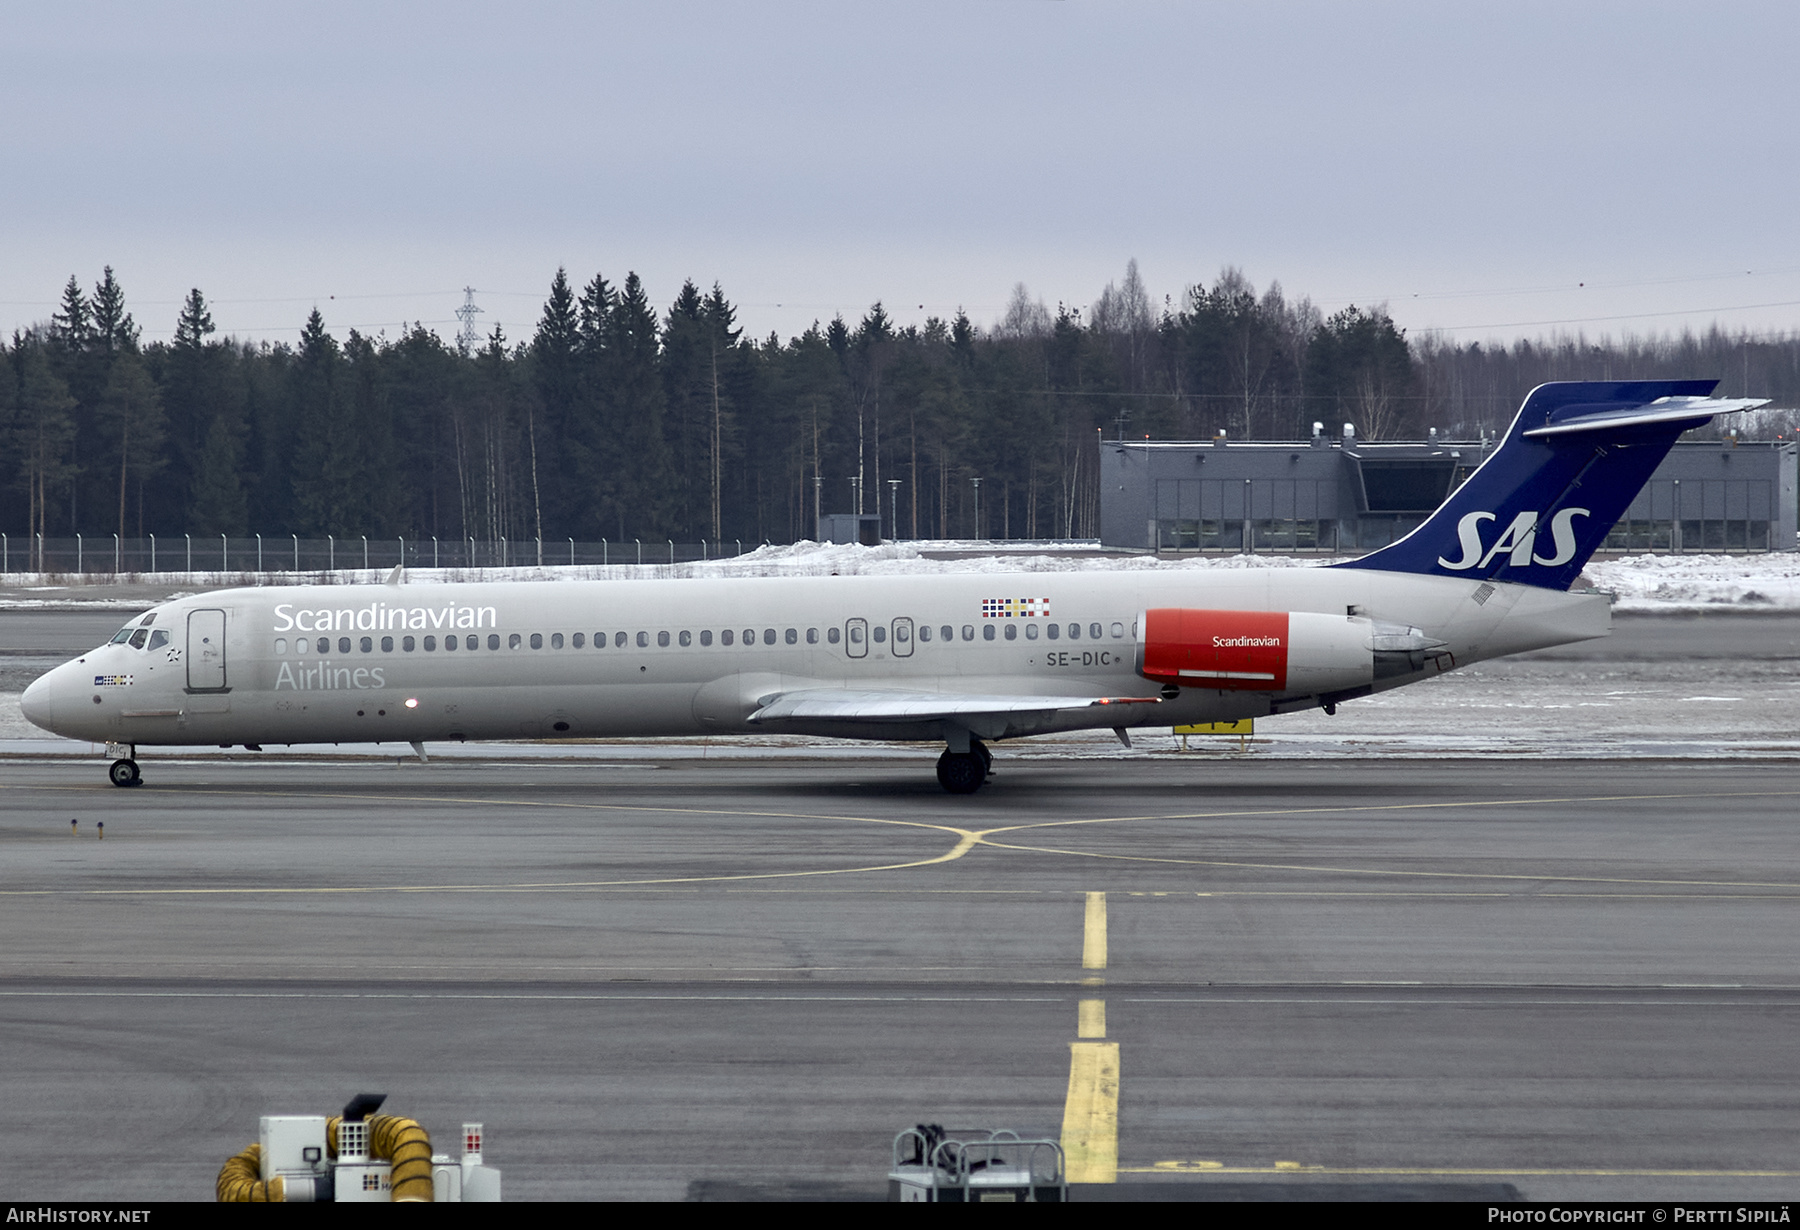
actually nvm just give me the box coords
[1521,396,1767,439]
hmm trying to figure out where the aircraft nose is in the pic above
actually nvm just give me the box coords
[20,672,55,732]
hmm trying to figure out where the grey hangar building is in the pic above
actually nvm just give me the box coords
[1098,428,1798,555]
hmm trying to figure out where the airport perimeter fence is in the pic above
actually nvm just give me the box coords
[0,534,768,577]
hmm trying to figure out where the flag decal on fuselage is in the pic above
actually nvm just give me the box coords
[982,596,1050,618]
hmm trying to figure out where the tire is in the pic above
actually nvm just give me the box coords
[936,752,986,795]
[108,759,141,788]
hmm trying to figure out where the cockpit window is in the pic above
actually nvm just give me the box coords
[110,627,134,644]
[128,629,149,650]
[148,630,170,651]
[140,612,155,626]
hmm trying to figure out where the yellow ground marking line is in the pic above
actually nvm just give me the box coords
[0,784,983,897]
[1082,891,1107,970]
[1063,891,1117,1181]
[10,783,1800,897]
[1062,1042,1119,1184]
[1127,1163,1800,1178]
[956,789,1800,891]
[972,787,1800,842]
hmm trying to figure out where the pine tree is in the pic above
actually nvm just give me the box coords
[49,277,91,355]
[175,288,215,349]
[95,352,167,540]
[91,267,139,352]
[12,346,78,553]
[529,269,582,539]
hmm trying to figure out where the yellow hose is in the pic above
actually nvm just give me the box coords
[217,1114,434,1202]
[326,1113,435,1201]
[216,1143,285,1202]
[369,1116,435,1202]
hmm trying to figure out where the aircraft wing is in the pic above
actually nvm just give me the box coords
[747,688,1160,725]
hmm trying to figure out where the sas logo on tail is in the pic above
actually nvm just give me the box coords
[1437,508,1589,571]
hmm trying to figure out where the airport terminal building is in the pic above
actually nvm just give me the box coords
[1099,429,1798,554]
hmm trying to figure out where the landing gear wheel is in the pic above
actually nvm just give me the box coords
[936,751,987,795]
[108,759,141,788]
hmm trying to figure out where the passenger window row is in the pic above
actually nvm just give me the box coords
[269,621,1127,656]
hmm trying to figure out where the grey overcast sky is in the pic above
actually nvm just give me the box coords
[3,2,1797,349]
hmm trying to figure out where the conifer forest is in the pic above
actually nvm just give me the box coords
[7,262,1799,547]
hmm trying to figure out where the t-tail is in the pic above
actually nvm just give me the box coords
[1334,380,1765,591]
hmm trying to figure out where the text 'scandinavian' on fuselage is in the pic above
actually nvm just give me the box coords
[23,382,1761,792]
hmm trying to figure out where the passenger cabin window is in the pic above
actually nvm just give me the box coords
[828,627,840,644]
[658,631,671,647]
[403,636,416,651]
[615,631,628,648]
[381,636,393,652]
[983,626,995,641]
[873,626,886,644]
[1068,624,1081,639]
[806,628,818,644]
[572,633,584,648]
[721,629,734,646]
[1090,623,1103,639]
[700,630,711,646]
[360,637,373,653]
[1045,623,1057,639]
[1005,625,1018,641]
[274,637,287,655]
[849,625,864,644]
[637,632,649,648]
[1110,622,1124,638]
[962,626,974,641]
[338,637,352,654]
[679,631,692,647]
[784,628,797,645]
[444,635,457,651]
[487,634,500,650]
[551,633,563,649]
[918,625,932,642]
[424,636,437,651]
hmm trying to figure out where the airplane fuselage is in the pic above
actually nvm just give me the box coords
[22,567,1609,750]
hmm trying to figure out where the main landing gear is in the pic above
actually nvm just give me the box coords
[936,739,992,795]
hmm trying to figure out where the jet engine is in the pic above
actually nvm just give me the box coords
[1135,608,1449,698]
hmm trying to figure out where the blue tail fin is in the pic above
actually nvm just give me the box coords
[1334,380,1755,590]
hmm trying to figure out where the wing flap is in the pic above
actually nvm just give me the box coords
[748,688,1159,725]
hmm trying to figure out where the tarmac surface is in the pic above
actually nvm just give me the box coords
[4,756,1800,1202]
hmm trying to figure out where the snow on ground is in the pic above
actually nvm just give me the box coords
[0,540,1797,611]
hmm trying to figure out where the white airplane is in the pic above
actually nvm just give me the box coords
[21,381,1760,793]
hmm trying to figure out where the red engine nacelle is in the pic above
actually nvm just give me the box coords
[1136,608,1379,696]
[1136,608,1291,690]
